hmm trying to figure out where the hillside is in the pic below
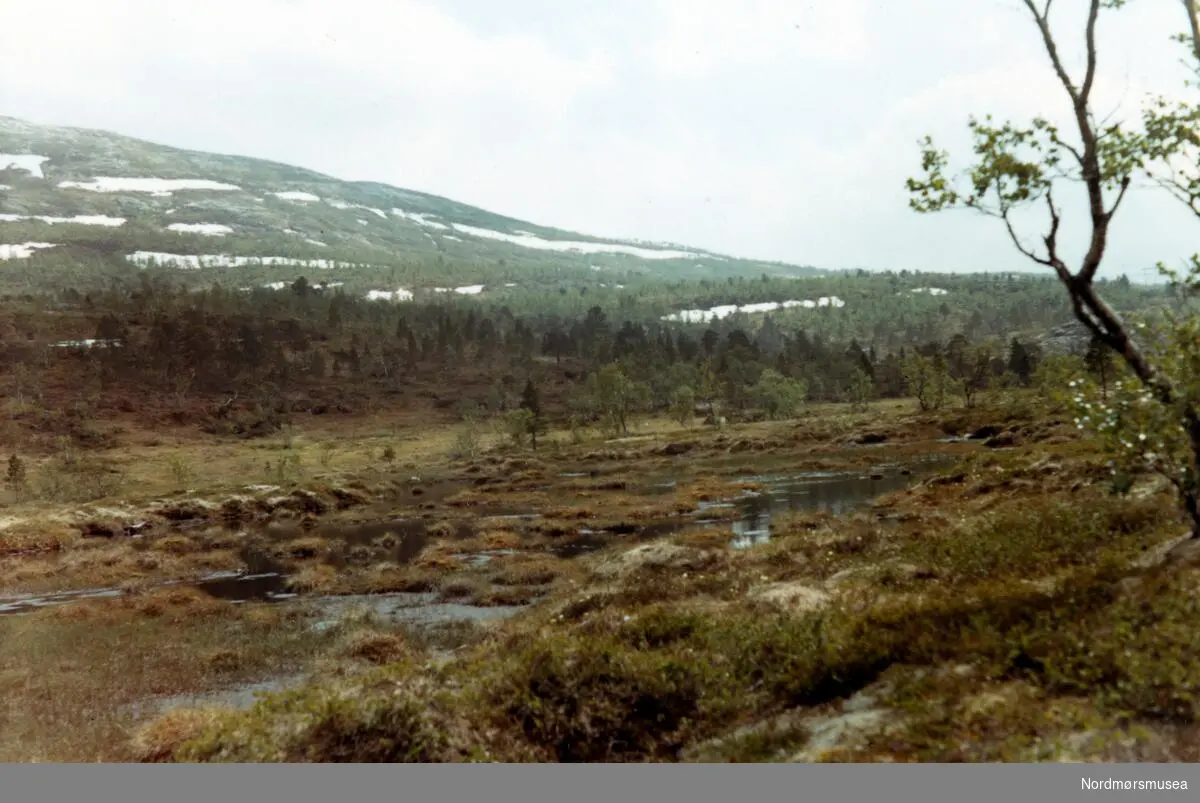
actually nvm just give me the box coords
[0,116,820,297]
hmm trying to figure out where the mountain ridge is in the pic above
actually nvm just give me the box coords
[0,115,820,294]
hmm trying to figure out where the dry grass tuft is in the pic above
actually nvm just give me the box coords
[132,707,228,763]
[285,564,339,594]
[339,630,408,665]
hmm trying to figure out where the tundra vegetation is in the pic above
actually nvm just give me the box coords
[3,1,1200,764]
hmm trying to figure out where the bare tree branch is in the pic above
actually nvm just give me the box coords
[1042,189,1063,264]
[1023,0,1112,282]
[1022,0,1081,102]
[1107,175,1133,217]
[1001,209,1053,267]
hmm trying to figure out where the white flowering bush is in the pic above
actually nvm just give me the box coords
[1066,309,1200,503]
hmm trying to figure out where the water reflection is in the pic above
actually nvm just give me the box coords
[728,457,952,548]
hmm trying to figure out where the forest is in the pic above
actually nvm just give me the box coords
[0,265,1157,458]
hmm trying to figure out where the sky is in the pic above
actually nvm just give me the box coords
[2,0,1199,278]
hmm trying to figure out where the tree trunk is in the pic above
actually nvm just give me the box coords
[1184,488,1200,538]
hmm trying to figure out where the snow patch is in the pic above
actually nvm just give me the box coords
[356,219,369,226]
[59,178,240,194]
[391,208,449,230]
[262,282,288,291]
[126,252,360,270]
[444,235,462,242]
[0,242,56,259]
[454,284,485,295]
[911,287,949,296]
[0,185,10,191]
[167,223,232,236]
[0,213,125,227]
[271,191,320,203]
[662,297,846,323]
[504,282,517,287]
[451,223,700,260]
[51,338,121,349]
[327,200,387,219]
[0,154,50,178]
[366,288,414,302]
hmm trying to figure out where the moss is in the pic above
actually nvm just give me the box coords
[908,493,1171,584]
[1026,566,1200,723]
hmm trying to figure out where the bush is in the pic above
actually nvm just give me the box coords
[912,494,1171,583]
[751,369,807,420]
[452,418,482,459]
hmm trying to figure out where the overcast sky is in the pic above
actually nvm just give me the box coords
[2,0,1199,278]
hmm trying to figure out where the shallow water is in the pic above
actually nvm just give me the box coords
[194,570,292,602]
[727,456,952,548]
[127,673,307,719]
[0,586,124,615]
[304,592,526,631]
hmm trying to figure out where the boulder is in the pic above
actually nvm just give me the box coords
[591,543,719,580]
[751,581,832,615]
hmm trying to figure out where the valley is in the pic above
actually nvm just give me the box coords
[0,115,1194,765]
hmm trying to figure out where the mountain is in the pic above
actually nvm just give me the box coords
[0,116,820,297]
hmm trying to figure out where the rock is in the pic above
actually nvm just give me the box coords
[1134,532,1200,569]
[856,433,888,445]
[591,543,719,580]
[659,442,692,456]
[789,688,902,762]
[752,582,832,614]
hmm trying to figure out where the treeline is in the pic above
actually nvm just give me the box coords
[0,274,1084,443]
[1,239,1166,353]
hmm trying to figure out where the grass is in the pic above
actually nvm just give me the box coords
[0,590,335,762]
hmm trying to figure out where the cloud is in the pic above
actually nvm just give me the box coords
[0,0,1197,278]
[0,0,613,129]
[641,0,871,78]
